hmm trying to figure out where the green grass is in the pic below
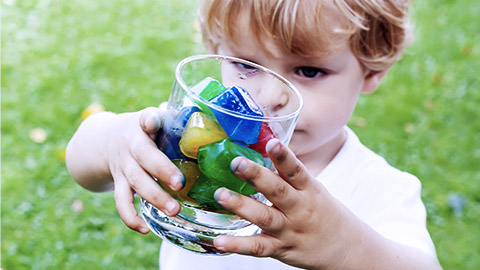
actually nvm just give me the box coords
[2,0,479,269]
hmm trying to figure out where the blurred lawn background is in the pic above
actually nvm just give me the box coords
[1,0,479,269]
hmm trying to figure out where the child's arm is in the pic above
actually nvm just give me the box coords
[213,139,441,270]
[66,107,184,234]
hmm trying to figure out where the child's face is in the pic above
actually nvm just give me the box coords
[213,30,374,168]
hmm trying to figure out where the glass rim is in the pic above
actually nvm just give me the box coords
[175,54,304,122]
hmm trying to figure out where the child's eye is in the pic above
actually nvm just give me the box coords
[296,66,326,78]
[230,61,260,78]
[233,61,257,70]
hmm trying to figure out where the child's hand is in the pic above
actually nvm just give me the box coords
[67,106,184,235]
[212,139,441,269]
[212,138,353,268]
[107,107,184,234]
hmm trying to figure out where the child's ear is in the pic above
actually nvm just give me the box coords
[361,69,389,94]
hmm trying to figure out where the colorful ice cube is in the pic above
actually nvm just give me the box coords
[156,106,200,160]
[248,122,276,157]
[210,86,263,144]
[197,139,264,196]
[179,112,228,159]
[187,174,226,212]
[191,77,226,114]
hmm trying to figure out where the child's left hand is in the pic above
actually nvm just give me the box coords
[212,138,362,269]
[213,138,442,270]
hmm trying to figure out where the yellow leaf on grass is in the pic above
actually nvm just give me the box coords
[57,147,67,161]
[81,101,105,120]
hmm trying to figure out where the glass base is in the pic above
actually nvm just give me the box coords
[140,199,261,255]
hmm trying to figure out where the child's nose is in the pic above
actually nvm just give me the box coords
[256,77,291,116]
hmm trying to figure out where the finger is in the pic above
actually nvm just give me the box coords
[129,137,185,192]
[214,234,281,257]
[113,173,150,234]
[230,157,298,212]
[139,107,163,137]
[214,188,285,233]
[266,138,311,190]
[122,160,180,216]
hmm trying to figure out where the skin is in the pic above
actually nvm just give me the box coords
[66,19,441,270]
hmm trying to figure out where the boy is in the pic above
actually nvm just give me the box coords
[66,0,441,269]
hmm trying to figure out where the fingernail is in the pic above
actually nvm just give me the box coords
[214,188,231,204]
[147,114,162,131]
[139,227,150,234]
[165,200,178,215]
[231,157,247,173]
[214,237,226,250]
[266,139,281,154]
[170,174,184,191]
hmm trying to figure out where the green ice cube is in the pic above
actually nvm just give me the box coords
[191,77,226,114]
[196,139,264,196]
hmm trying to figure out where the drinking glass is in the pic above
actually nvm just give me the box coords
[140,54,303,254]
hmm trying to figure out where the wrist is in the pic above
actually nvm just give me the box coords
[307,193,371,270]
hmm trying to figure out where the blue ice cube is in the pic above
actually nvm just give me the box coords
[156,106,200,160]
[210,86,263,144]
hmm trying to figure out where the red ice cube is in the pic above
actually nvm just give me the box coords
[248,122,275,157]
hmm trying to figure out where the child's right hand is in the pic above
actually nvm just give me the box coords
[66,106,184,234]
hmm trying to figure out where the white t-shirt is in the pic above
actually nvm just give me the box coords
[159,127,437,269]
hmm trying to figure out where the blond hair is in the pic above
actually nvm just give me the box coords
[199,0,413,71]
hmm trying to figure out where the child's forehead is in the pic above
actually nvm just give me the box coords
[217,30,338,61]
[217,33,352,71]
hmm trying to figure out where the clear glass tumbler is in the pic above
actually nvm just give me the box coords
[140,54,303,255]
